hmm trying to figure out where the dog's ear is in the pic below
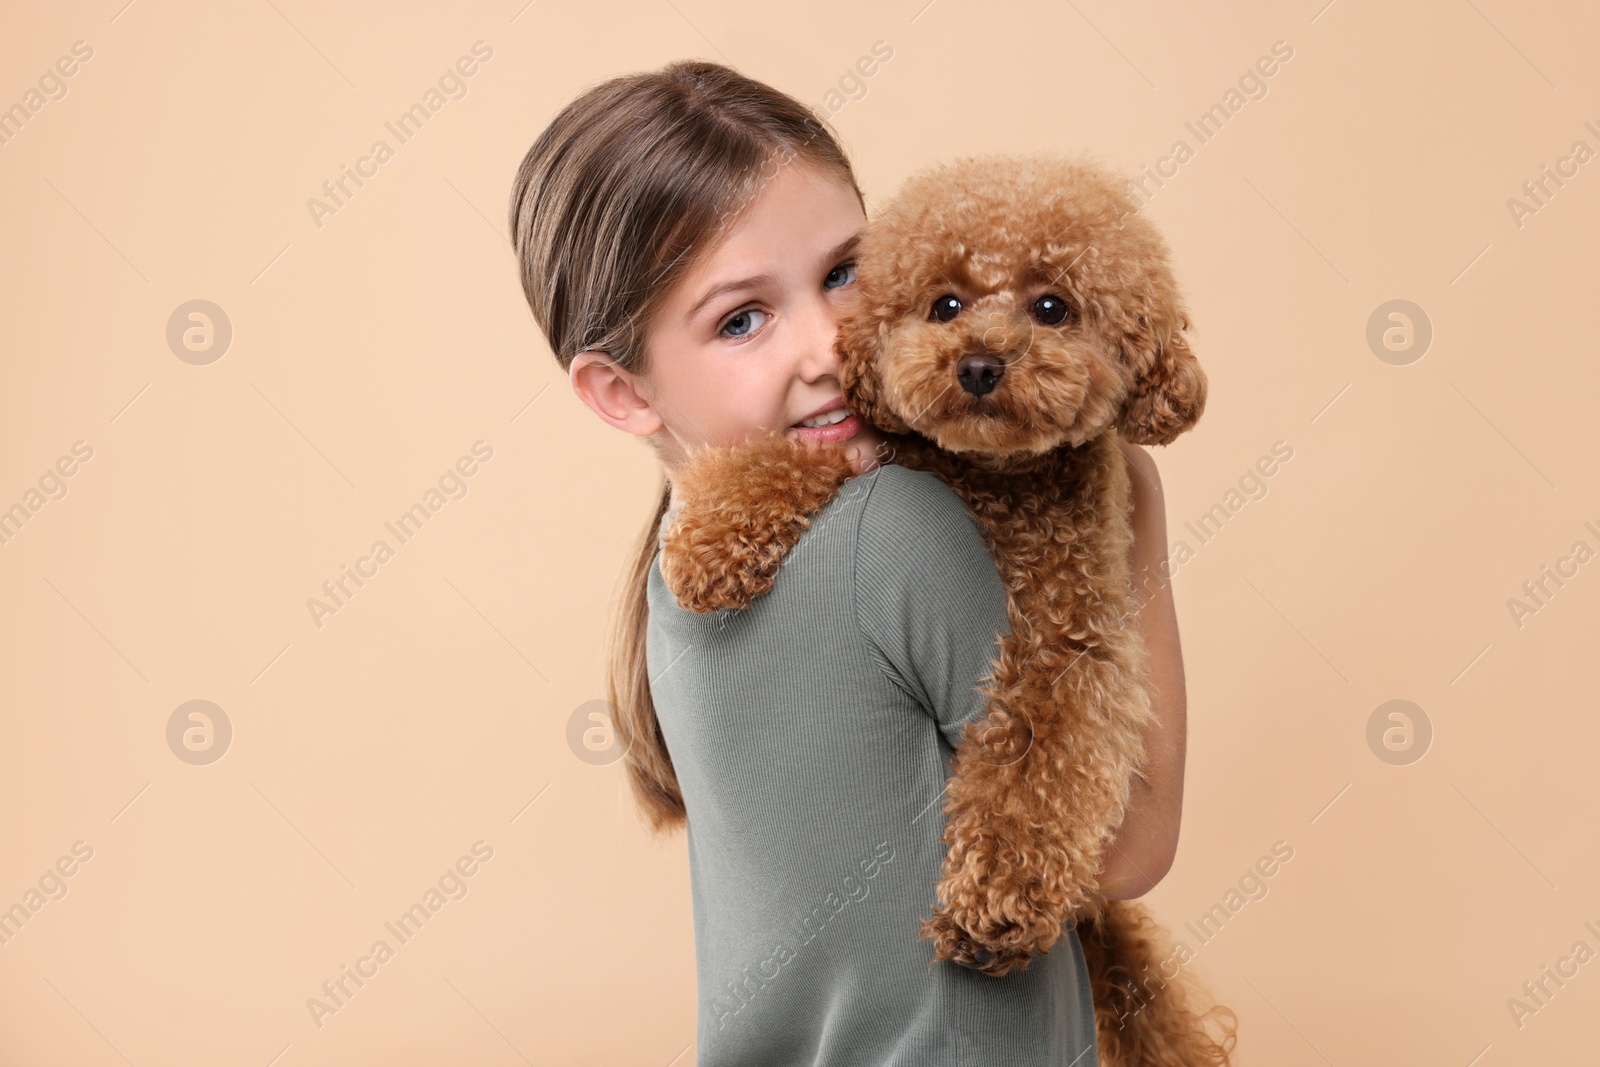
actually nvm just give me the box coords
[1114,306,1206,446]
[837,307,912,435]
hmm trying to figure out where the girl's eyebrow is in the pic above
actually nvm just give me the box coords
[686,270,777,324]
[823,230,863,271]
[684,230,864,324]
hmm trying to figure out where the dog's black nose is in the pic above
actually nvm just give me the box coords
[957,354,1005,397]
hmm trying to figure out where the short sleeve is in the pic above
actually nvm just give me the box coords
[853,465,1012,749]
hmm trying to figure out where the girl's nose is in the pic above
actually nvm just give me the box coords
[796,300,844,381]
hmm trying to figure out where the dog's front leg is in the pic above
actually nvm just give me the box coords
[922,437,1158,976]
[922,610,1157,976]
[657,432,857,613]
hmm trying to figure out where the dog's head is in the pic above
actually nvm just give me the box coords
[838,153,1205,455]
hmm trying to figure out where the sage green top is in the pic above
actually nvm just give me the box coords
[647,462,1097,1066]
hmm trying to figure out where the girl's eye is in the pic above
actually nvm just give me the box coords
[720,307,768,339]
[825,260,858,290]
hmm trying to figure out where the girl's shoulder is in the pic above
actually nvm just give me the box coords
[851,462,981,546]
[850,462,996,587]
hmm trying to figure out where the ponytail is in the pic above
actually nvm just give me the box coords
[607,479,685,833]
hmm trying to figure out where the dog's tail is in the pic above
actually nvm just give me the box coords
[1078,899,1239,1067]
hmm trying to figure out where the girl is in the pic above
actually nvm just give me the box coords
[508,60,1187,1064]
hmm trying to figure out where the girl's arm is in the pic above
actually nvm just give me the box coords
[1096,439,1188,901]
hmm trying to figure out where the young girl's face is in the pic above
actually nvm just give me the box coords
[614,158,889,479]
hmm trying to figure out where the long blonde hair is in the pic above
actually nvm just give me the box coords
[507,60,863,833]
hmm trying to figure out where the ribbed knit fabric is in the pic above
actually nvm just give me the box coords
[646,463,1098,1066]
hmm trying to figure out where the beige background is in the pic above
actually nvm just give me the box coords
[2,0,1597,1063]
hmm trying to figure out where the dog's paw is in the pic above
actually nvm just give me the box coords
[923,809,1092,977]
[658,433,857,613]
[920,905,1037,978]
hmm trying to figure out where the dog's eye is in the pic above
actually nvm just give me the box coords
[1033,294,1072,326]
[931,294,962,322]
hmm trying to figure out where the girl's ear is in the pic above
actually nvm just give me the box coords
[1114,309,1206,446]
[837,309,911,435]
[570,350,664,438]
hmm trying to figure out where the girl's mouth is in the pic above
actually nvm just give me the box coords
[786,410,862,444]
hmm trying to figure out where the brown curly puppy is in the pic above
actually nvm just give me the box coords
[660,153,1236,1066]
